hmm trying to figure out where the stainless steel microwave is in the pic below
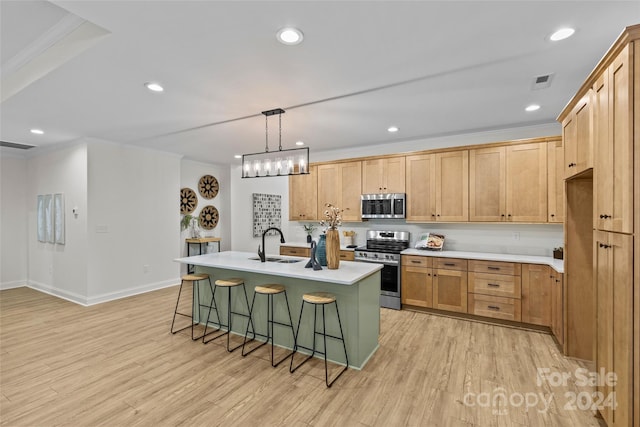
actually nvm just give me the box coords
[361,193,406,219]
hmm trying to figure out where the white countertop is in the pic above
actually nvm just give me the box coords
[175,251,381,285]
[401,249,564,273]
[280,242,357,251]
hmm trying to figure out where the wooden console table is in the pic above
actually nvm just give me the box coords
[185,237,221,273]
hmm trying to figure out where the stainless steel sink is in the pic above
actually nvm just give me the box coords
[247,256,302,263]
[247,256,283,262]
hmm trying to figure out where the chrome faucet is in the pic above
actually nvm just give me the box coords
[258,227,285,262]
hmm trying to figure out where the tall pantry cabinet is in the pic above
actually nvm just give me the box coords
[558,24,639,427]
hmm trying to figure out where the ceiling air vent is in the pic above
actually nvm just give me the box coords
[532,73,554,90]
[0,141,36,149]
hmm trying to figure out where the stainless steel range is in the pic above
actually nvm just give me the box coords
[354,230,410,310]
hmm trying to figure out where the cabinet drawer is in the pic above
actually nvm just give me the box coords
[468,272,522,299]
[402,255,432,268]
[339,251,355,261]
[468,260,521,276]
[468,293,522,322]
[279,246,310,257]
[434,258,467,271]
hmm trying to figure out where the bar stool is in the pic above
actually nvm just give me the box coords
[241,284,296,367]
[171,273,213,340]
[290,292,348,387]
[202,277,254,352]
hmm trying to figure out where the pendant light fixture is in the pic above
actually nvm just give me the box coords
[241,108,309,178]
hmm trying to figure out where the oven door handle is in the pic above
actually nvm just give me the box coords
[355,258,398,266]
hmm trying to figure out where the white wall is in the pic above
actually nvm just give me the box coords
[86,140,181,304]
[26,143,89,302]
[231,123,564,257]
[230,169,289,255]
[1,152,29,289]
[180,159,231,273]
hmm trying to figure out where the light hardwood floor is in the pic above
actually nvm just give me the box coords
[0,287,604,426]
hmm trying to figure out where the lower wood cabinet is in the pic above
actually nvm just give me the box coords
[521,264,552,326]
[550,269,564,345]
[279,245,354,261]
[433,268,467,313]
[280,246,310,257]
[401,256,433,307]
[401,256,561,330]
[468,293,521,321]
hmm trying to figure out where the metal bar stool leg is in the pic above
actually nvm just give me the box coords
[242,292,263,356]
[290,300,308,373]
[203,285,226,344]
[170,280,186,334]
[326,300,349,388]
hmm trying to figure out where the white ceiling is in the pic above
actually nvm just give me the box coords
[1,1,638,164]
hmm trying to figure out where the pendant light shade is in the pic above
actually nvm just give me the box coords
[241,108,310,178]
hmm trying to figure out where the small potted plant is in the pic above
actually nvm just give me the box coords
[181,214,200,238]
[302,223,316,243]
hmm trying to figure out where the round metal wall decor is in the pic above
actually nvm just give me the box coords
[198,175,219,199]
[180,187,197,214]
[199,205,219,230]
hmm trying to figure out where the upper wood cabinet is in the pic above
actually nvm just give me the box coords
[469,143,547,222]
[405,154,436,221]
[469,146,506,222]
[289,165,317,221]
[506,143,548,222]
[521,263,552,326]
[317,161,362,222]
[563,93,593,178]
[362,157,405,194]
[594,45,633,234]
[547,139,565,223]
[434,150,468,221]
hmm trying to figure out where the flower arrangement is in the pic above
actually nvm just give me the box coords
[320,203,344,231]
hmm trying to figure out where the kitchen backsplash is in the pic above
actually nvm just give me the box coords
[286,220,563,257]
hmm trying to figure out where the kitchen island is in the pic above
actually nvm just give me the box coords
[174,251,382,369]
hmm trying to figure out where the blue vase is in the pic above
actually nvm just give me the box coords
[316,234,327,266]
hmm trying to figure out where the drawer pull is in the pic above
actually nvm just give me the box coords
[487,305,500,311]
[487,283,500,287]
[487,266,500,270]
[411,260,421,264]
[444,263,456,266]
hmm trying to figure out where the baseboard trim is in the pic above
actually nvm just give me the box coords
[85,279,179,306]
[25,278,181,306]
[27,280,88,306]
[0,280,27,290]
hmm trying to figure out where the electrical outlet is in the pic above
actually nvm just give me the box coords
[513,232,520,241]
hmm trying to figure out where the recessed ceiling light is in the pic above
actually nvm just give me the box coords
[234,155,242,159]
[550,28,575,41]
[295,141,304,146]
[387,126,399,133]
[525,104,541,112]
[30,129,44,135]
[144,82,164,92]
[277,28,304,45]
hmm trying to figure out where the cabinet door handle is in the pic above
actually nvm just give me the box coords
[488,305,500,310]
[488,266,500,271]
[487,283,500,287]
[599,243,611,249]
[550,214,555,217]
